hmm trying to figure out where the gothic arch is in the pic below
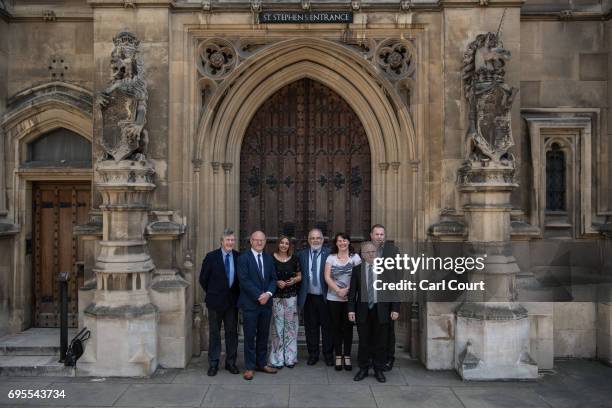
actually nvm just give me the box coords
[193,38,418,263]
[0,81,93,332]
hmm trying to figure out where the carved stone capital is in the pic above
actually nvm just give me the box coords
[378,162,390,172]
[192,158,203,171]
[222,162,233,173]
[211,161,221,174]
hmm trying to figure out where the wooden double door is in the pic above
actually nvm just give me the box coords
[32,182,91,327]
[240,79,372,250]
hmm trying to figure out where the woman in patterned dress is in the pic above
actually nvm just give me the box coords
[324,233,361,371]
[268,235,301,369]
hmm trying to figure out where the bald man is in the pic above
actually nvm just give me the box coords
[237,231,278,380]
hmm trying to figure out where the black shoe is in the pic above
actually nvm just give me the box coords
[383,359,394,372]
[225,364,239,374]
[324,355,334,367]
[307,355,319,365]
[285,363,295,368]
[353,368,368,381]
[334,356,343,371]
[374,370,386,383]
[343,356,352,371]
[207,365,218,376]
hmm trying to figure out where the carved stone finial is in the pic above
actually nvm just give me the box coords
[461,32,517,167]
[97,31,149,162]
[251,0,262,13]
[42,10,56,22]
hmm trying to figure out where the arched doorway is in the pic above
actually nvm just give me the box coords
[239,79,371,249]
[26,127,93,327]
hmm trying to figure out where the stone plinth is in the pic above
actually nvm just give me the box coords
[80,159,158,377]
[455,163,538,380]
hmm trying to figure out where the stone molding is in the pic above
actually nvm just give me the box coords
[522,109,597,237]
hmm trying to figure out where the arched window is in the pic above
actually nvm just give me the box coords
[546,143,566,211]
[25,128,91,167]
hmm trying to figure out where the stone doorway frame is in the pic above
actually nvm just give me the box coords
[1,85,93,333]
[189,36,424,267]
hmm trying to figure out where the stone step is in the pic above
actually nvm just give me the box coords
[0,328,77,356]
[0,356,75,377]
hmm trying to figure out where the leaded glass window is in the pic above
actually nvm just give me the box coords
[26,128,91,167]
[546,143,566,211]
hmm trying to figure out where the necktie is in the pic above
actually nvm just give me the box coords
[225,253,232,286]
[257,253,264,280]
[311,250,319,288]
[367,264,375,310]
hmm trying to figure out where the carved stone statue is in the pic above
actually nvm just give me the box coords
[461,32,517,165]
[98,31,148,162]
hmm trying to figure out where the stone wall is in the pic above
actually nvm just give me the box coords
[520,20,610,216]
[6,21,93,97]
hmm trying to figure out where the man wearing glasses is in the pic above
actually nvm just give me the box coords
[297,228,334,366]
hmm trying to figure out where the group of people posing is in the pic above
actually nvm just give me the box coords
[199,224,400,383]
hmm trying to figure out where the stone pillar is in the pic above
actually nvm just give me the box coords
[80,31,159,377]
[597,225,612,366]
[81,160,158,376]
[453,32,537,380]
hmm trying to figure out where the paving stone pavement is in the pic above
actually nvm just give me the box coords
[1,352,611,408]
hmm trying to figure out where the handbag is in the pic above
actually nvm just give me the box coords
[64,327,91,367]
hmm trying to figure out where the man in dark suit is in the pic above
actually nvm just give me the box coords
[348,241,400,383]
[297,228,334,366]
[199,228,241,376]
[370,224,400,371]
[237,230,278,380]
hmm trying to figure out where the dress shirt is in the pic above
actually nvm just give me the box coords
[308,247,323,295]
[221,248,234,286]
[251,248,273,298]
[364,261,378,305]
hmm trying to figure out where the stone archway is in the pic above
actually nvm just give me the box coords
[239,77,373,250]
[0,82,93,332]
[193,38,418,263]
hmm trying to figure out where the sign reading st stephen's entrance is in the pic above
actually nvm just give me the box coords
[258,11,353,24]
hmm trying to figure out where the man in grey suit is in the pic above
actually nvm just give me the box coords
[370,224,400,371]
[297,228,334,366]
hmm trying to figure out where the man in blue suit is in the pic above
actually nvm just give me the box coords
[297,228,334,366]
[237,230,278,380]
[199,228,240,376]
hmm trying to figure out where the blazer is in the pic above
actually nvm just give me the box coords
[297,246,330,307]
[199,248,240,311]
[237,250,277,311]
[347,263,399,324]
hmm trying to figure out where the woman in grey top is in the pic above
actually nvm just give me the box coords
[324,233,361,371]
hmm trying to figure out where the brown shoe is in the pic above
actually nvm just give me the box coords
[255,365,278,374]
[243,370,254,380]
